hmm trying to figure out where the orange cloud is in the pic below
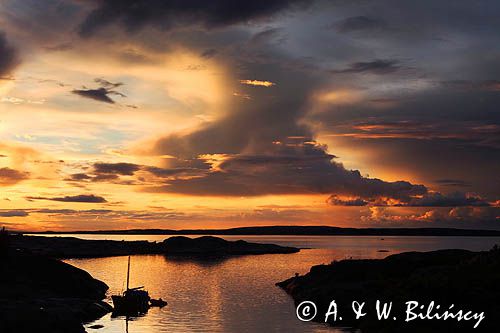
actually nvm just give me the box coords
[239,79,275,87]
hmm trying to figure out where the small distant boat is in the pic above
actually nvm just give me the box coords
[111,256,151,315]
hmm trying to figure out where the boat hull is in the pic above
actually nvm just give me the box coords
[112,291,150,315]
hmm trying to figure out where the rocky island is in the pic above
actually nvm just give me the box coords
[277,246,500,332]
[163,235,299,256]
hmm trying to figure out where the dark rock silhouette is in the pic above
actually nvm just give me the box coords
[0,246,111,333]
[277,246,500,332]
[162,236,299,255]
[10,234,163,258]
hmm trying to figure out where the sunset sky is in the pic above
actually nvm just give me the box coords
[0,0,499,231]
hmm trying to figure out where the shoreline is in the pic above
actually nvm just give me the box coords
[277,246,500,332]
[10,234,300,259]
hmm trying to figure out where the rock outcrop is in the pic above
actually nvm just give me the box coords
[277,247,500,332]
[10,234,162,258]
[1,232,112,333]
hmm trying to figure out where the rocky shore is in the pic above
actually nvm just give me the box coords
[10,234,162,258]
[2,232,297,332]
[277,246,500,332]
[0,249,112,333]
[11,234,299,258]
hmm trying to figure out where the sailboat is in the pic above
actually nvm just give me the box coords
[111,256,151,315]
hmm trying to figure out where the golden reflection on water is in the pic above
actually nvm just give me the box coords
[62,236,500,333]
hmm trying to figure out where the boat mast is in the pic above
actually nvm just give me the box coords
[126,256,130,291]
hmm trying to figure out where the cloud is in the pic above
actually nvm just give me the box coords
[0,31,19,77]
[403,192,490,207]
[66,162,205,184]
[239,79,276,87]
[144,166,202,178]
[43,42,73,52]
[249,27,284,45]
[327,195,368,206]
[26,194,108,203]
[361,206,499,229]
[327,120,500,146]
[330,59,402,75]
[93,162,140,175]
[0,210,29,217]
[67,173,92,181]
[148,139,428,199]
[0,167,29,186]
[94,78,124,89]
[72,78,126,104]
[434,179,472,187]
[335,16,388,33]
[201,48,218,59]
[78,0,312,37]
[441,80,500,92]
[328,191,491,207]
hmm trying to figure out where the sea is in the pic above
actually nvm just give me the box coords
[32,234,500,333]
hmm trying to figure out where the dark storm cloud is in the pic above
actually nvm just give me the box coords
[153,67,319,158]
[26,194,107,203]
[403,192,490,207]
[93,162,140,175]
[334,16,387,33]
[0,167,29,186]
[330,59,402,75]
[0,31,19,77]
[149,139,427,199]
[78,0,313,37]
[72,78,125,104]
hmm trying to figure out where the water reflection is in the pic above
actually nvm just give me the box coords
[163,254,232,267]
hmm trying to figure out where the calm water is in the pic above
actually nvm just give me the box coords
[56,235,500,333]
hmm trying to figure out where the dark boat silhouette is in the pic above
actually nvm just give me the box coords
[111,256,150,315]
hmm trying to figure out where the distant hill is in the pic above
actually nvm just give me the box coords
[26,226,500,236]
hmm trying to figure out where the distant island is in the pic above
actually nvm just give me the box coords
[25,225,500,236]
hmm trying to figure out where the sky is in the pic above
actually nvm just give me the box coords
[0,0,499,231]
